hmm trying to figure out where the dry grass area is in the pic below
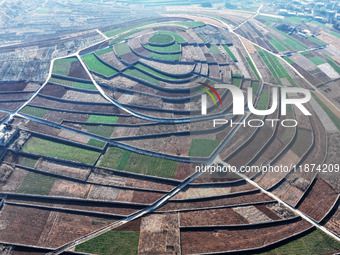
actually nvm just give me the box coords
[49,179,91,198]
[138,213,180,254]
[0,167,27,193]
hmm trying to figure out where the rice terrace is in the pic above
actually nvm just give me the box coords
[0,0,339,254]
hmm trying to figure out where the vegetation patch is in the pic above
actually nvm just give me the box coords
[83,125,115,138]
[208,44,222,55]
[269,39,287,52]
[87,138,106,148]
[252,81,259,94]
[87,115,119,124]
[17,172,56,195]
[20,106,49,118]
[223,46,237,61]
[308,56,326,65]
[152,31,186,44]
[144,43,180,53]
[291,128,313,157]
[49,77,96,90]
[98,147,178,178]
[232,78,242,87]
[148,52,180,61]
[22,137,99,164]
[135,63,179,80]
[246,57,260,79]
[75,231,139,255]
[114,43,132,55]
[124,68,160,85]
[95,47,113,56]
[19,157,38,168]
[82,54,118,77]
[260,229,340,255]
[149,33,174,45]
[189,139,221,157]
[52,57,77,75]
[312,93,340,130]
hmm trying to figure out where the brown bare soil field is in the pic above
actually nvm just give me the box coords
[174,162,191,180]
[0,167,27,193]
[49,179,91,198]
[68,60,90,80]
[157,192,273,212]
[298,178,338,222]
[138,213,180,255]
[36,211,114,248]
[89,169,174,191]
[180,208,249,226]
[0,204,51,246]
[325,203,340,236]
[40,84,67,98]
[322,131,340,192]
[36,159,91,180]
[115,218,141,231]
[180,219,311,254]
[7,198,139,216]
[131,190,164,204]
[172,187,232,200]
[254,204,281,220]
[233,205,274,223]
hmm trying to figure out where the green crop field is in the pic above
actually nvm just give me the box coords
[312,93,340,130]
[19,157,38,168]
[223,46,237,61]
[252,81,259,94]
[246,57,260,79]
[76,231,139,255]
[256,90,269,111]
[148,52,180,61]
[323,54,340,75]
[95,47,113,55]
[208,44,222,55]
[17,172,56,195]
[259,50,297,86]
[110,29,144,44]
[83,124,115,138]
[49,77,96,90]
[87,115,119,124]
[87,138,106,148]
[20,106,49,118]
[270,39,287,52]
[124,68,160,85]
[152,31,186,44]
[52,57,77,76]
[135,63,178,80]
[291,128,313,157]
[82,54,118,77]
[232,78,242,87]
[98,147,178,178]
[307,36,325,46]
[22,137,99,164]
[149,33,174,45]
[144,43,180,53]
[272,28,307,51]
[260,230,340,255]
[283,56,294,64]
[114,43,132,55]
[308,56,326,65]
[189,139,221,157]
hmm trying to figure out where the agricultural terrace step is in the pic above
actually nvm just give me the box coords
[15,164,168,194]
[5,201,126,219]
[170,189,260,202]
[180,216,301,231]
[11,150,181,185]
[0,193,148,208]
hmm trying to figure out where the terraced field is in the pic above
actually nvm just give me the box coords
[0,7,339,255]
